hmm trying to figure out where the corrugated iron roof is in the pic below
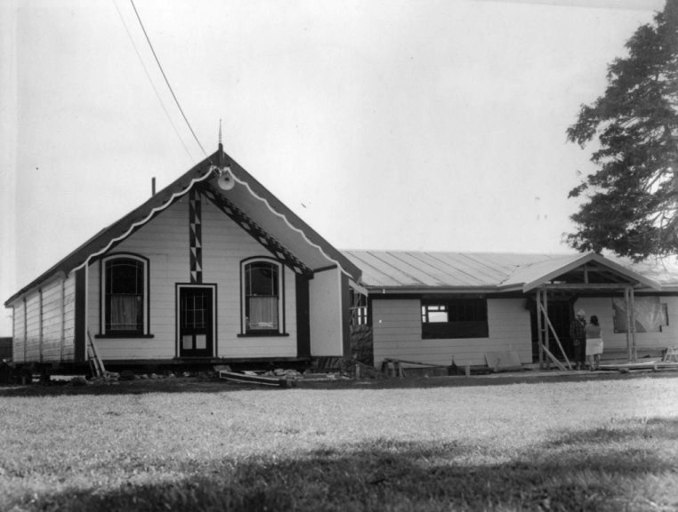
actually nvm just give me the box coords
[343,251,563,289]
[343,250,678,292]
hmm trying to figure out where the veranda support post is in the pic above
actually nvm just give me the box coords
[630,287,637,362]
[537,289,544,369]
[543,289,550,367]
[625,287,632,362]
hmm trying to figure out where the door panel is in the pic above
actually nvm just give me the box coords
[179,287,214,357]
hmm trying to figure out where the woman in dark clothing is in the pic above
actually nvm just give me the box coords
[569,309,587,370]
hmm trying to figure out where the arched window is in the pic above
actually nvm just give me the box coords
[242,259,284,334]
[102,255,148,335]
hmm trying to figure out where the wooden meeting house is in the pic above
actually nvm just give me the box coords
[4,146,363,370]
[5,146,678,373]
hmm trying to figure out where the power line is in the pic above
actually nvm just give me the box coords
[129,0,207,156]
[112,0,196,161]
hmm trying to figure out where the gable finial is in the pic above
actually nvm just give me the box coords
[218,119,223,151]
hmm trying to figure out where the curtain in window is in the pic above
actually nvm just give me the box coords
[248,296,278,330]
[613,296,663,333]
[109,295,140,331]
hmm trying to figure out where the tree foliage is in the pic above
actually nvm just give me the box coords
[567,1,678,261]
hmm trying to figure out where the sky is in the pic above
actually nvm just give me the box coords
[0,0,666,335]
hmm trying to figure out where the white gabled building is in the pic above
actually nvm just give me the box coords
[5,145,362,368]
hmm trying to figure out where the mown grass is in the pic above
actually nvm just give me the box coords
[1,376,677,511]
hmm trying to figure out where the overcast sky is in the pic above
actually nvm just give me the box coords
[0,0,665,335]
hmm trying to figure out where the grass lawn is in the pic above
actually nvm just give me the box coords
[1,374,677,511]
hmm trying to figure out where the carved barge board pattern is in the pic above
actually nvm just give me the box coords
[200,183,312,276]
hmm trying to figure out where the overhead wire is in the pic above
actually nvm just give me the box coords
[112,0,196,161]
[129,0,207,156]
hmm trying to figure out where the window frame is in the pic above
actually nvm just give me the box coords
[421,297,489,339]
[99,253,151,337]
[612,296,669,334]
[240,257,286,336]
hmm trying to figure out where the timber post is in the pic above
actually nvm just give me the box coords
[543,290,550,367]
[536,289,544,369]
[630,287,637,362]
[624,287,632,362]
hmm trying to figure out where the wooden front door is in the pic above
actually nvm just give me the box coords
[179,287,214,358]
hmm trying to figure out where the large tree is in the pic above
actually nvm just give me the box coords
[567,1,678,261]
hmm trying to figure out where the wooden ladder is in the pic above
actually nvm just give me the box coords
[87,330,106,377]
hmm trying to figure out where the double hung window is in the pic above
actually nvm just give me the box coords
[102,255,148,335]
[242,259,283,334]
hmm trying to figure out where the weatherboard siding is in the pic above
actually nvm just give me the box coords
[201,197,297,358]
[9,274,75,364]
[575,296,678,354]
[62,274,76,360]
[12,301,25,363]
[87,198,188,360]
[40,279,64,361]
[24,293,40,362]
[372,298,531,367]
[88,196,298,360]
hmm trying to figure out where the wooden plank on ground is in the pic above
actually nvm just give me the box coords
[219,370,290,387]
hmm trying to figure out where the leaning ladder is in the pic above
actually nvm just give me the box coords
[87,330,106,377]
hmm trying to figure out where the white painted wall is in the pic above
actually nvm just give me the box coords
[575,296,678,354]
[11,300,24,363]
[202,197,297,358]
[9,272,75,364]
[372,297,532,368]
[63,273,76,361]
[87,198,188,360]
[24,292,39,361]
[88,195,298,360]
[309,268,343,356]
[40,279,63,361]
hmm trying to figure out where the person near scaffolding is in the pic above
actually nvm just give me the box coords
[569,309,587,370]
[585,315,603,370]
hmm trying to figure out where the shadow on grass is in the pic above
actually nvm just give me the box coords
[550,416,678,445]
[1,371,677,398]
[0,379,265,397]
[8,419,678,512]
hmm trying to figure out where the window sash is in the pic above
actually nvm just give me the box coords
[104,257,146,334]
[247,296,279,330]
[243,260,283,334]
[612,296,668,333]
[108,294,142,331]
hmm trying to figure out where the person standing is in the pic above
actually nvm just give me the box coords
[585,315,603,370]
[569,309,587,371]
